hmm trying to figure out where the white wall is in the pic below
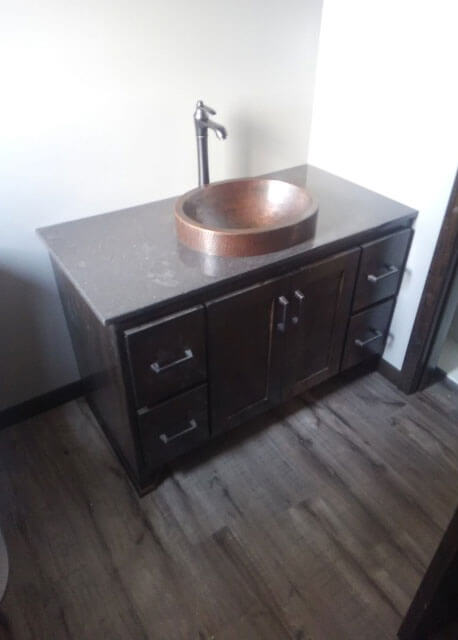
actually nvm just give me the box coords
[0,0,323,409]
[309,0,458,369]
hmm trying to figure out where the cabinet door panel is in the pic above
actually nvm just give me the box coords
[288,249,360,395]
[206,276,288,435]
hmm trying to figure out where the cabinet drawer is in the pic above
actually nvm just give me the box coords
[138,385,209,468]
[125,306,206,409]
[353,229,412,311]
[342,299,395,370]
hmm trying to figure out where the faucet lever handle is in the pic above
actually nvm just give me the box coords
[196,100,216,116]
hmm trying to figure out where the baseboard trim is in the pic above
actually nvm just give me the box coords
[0,380,85,430]
[437,367,458,392]
[378,358,402,387]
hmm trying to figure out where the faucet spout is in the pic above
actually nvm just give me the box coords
[194,100,227,186]
[205,120,227,140]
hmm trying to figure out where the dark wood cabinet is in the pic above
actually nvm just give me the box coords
[287,249,360,396]
[48,222,415,493]
[206,275,288,435]
[138,384,209,468]
[124,306,206,409]
[353,228,412,311]
[207,249,360,434]
[342,298,395,370]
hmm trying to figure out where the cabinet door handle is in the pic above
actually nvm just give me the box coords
[354,329,383,348]
[277,296,289,333]
[150,348,193,374]
[292,289,305,325]
[367,265,399,283]
[159,419,198,444]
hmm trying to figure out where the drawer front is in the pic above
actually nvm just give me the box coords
[353,229,412,311]
[138,385,209,468]
[125,306,206,409]
[342,298,395,370]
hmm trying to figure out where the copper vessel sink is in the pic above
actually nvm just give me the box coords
[175,178,318,257]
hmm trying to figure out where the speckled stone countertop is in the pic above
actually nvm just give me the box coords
[38,165,417,326]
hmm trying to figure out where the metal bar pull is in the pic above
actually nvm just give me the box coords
[292,289,305,325]
[277,296,289,333]
[354,329,383,348]
[367,265,399,283]
[159,419,198,445]
[150,348,193,374]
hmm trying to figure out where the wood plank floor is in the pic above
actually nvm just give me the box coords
[1,370,458,639]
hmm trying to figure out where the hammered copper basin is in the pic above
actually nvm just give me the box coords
[175,178,318,257]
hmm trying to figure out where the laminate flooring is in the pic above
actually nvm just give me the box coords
[1,370,458,639]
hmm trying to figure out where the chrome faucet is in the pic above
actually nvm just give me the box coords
[194,100,227,187]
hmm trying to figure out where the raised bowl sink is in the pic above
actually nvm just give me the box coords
[175,178,318,257]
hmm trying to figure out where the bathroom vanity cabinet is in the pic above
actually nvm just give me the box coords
[39,165,416,493]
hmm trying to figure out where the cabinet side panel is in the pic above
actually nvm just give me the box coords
[52,260,139,475]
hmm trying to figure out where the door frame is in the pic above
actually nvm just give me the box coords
[399,171,458,393]
[398,506,458,639]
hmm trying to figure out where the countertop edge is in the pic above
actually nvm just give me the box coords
[37,229,109,327]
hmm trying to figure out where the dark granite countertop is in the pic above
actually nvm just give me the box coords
[38,165,417,326]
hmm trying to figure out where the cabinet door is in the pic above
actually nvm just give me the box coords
[206,275,288,435]
[286,249,360,396]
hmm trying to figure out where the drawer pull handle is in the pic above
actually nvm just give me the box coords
[367,265,399,283]
[150,348,193,374]
[159,419,198,444]
[355,329,383,348]
[292,289,305,325]
[277,296,289,333]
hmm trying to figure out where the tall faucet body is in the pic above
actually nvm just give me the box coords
[194,100,227,187]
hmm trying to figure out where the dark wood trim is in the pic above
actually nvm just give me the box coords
[0,380,84,430]
[398,507,458,639]
[399,172,458,393]
[377,358,402,386]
